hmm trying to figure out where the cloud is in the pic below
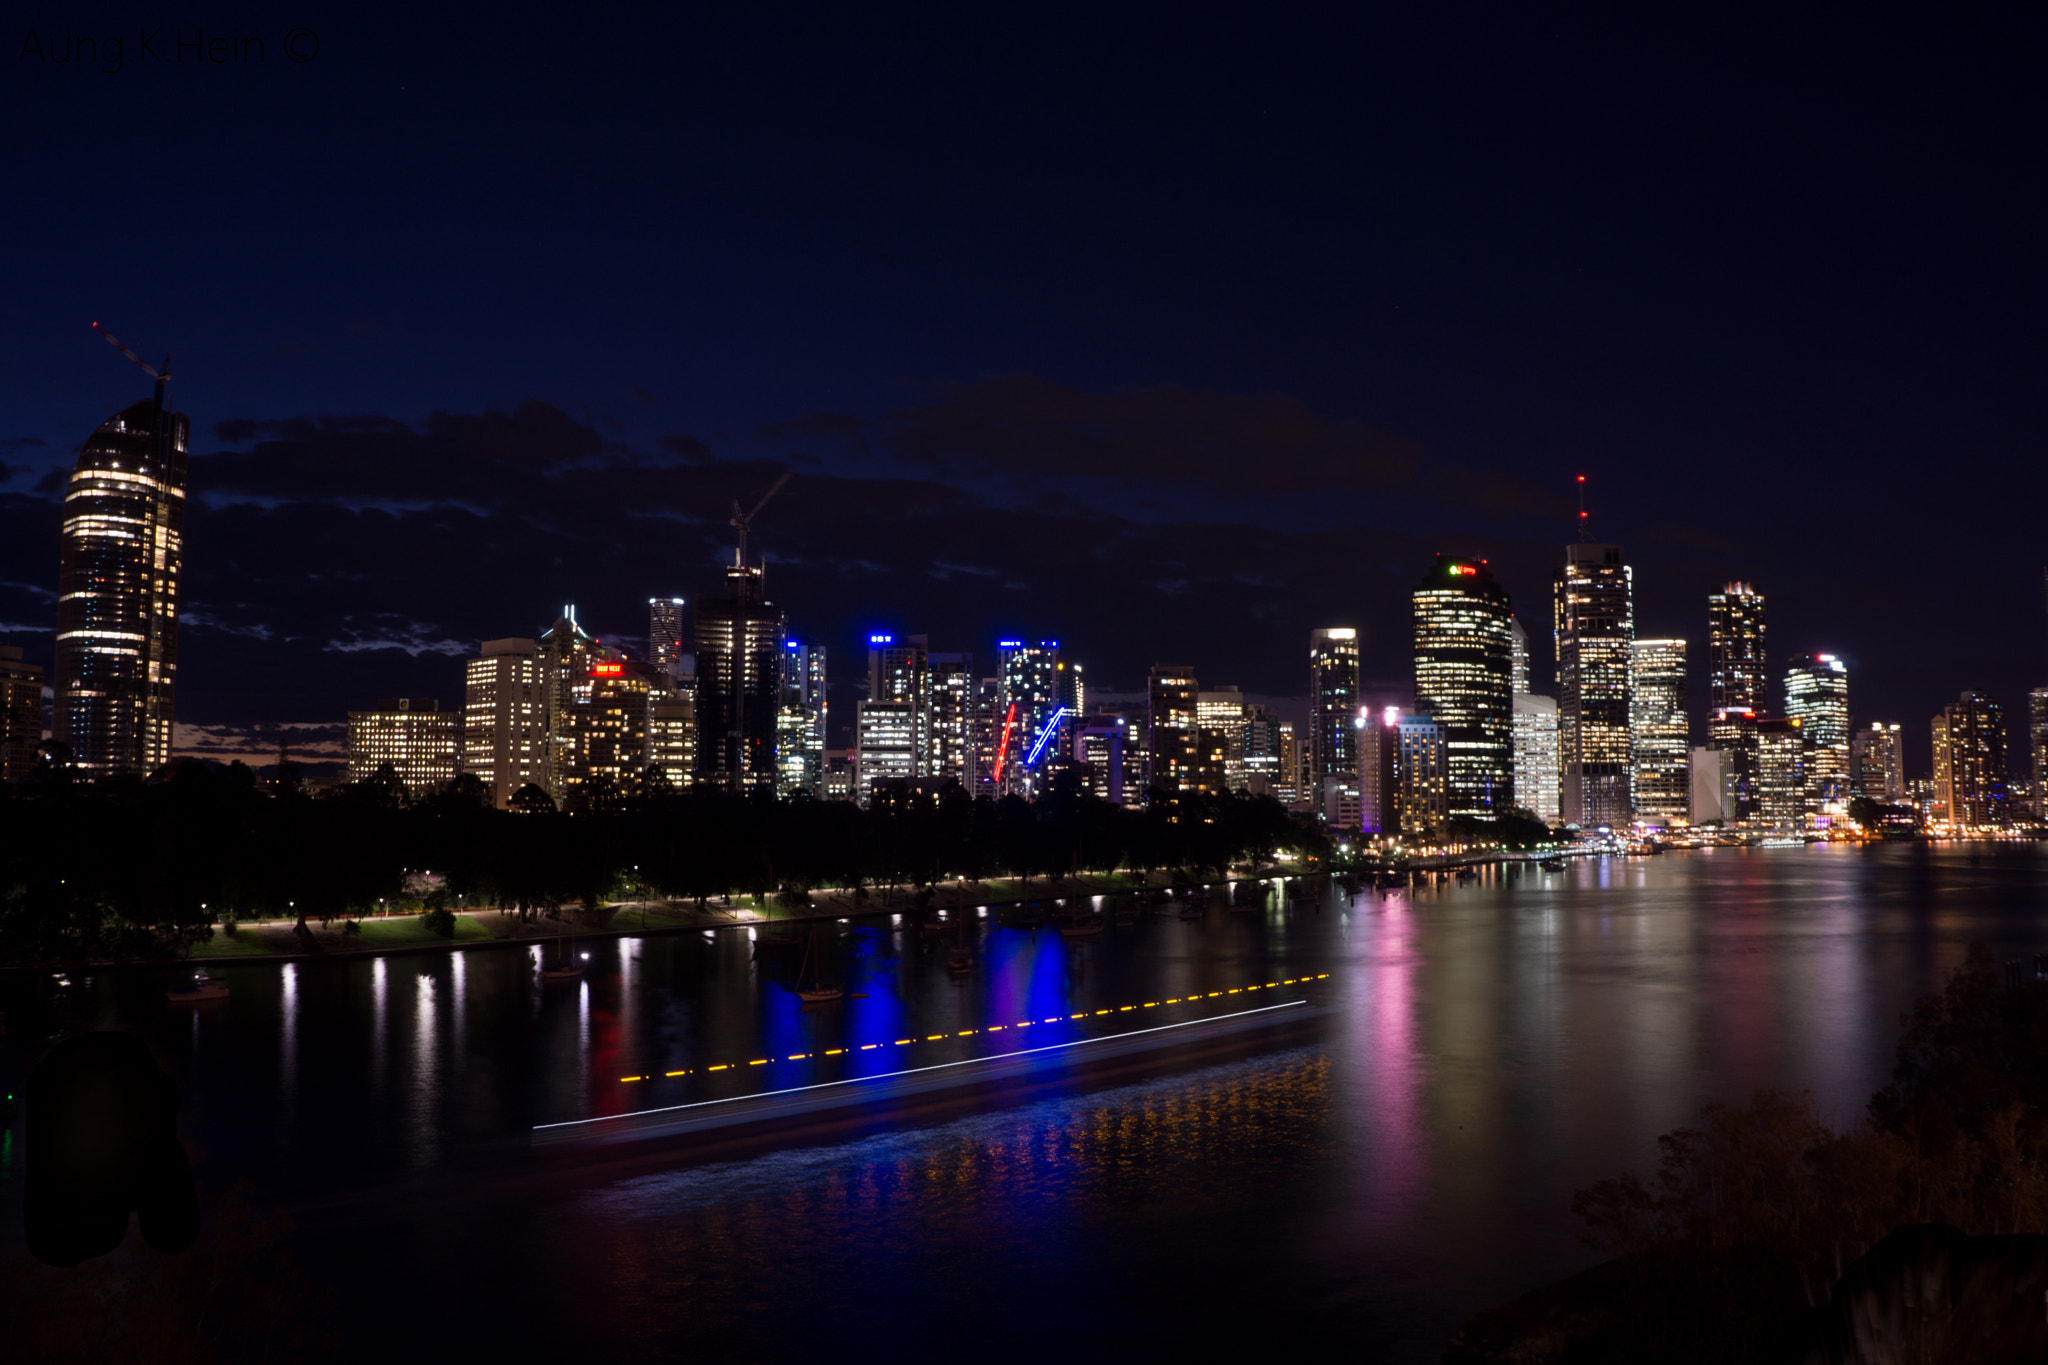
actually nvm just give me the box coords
[0,436,48,451]
[883,372,1424,495]
[659,433,714,463]
[1422,467,1576,519]
[630,387,658,407]
[173,721,347,760]
[759,412,871,456]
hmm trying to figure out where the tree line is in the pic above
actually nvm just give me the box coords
[0,759,1327,965]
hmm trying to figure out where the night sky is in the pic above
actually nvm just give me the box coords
[3,7,2043,771]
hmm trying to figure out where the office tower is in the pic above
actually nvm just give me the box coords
[537,608,595,798]
[1554,543,1634,828]
[1397,713,1448,840]
[777,640,827,798]
[2031,689,2048,824]
[927,652,973,784]
[1851,723,1905,805]
[868,633,928,704]
[1932,691,2010,830]
[1275,720,1299,806]
[562,658,652,809]
[1243,704,1285,797]
[1073,714,1133,805]
[992,639,1062,795]
[648,597,688,683]
[854,700,916,805]
[1,646,42,781]
[1197,687,1246,792]
[1413,555,1514,819]
[53,380,188,776]
[1510,615,1530,694]
[1783,654,1850,829]
[1146,664,1200,795]
[1706,582,1765,823]
[463,638,547,808]
[347,699,460,797]
[649,696,696,787]
[1512,692,1561,824]
[1754,717,1805,833]
[1309,628,1361,824]
[969,676,1002,796]
[1629,638,1689,826]
[1358,707,1399,836]
[1690,747,1735,825]
[1708,583,1768,711]
[695,561,784,792]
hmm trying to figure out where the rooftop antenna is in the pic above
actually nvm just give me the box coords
[1576,474,1589,542]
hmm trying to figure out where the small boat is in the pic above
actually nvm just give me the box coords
[795,932,844,1003]
[1455,867,1478,883]
[542,936,585,979]
[1059,916,1105,938]
[167,971,229,1003]
[1539,857,1567,873]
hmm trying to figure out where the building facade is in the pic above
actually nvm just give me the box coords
[53,386,188,777]
[1,646,42,781]
[648,597,688,684]
[1852,722,1906,805]
[562,662,652,809]
[1553,543,1634,828]
[1197,687,1246,792]
[695,563,785,792]
[1784,653,1850,829]
[1146,663,1200,795]
[1512,691,1561,824]
[1629,638,1689,826]
[2029,688,2048,825]
[1397,713,1448,840]
[1413,555,1515,819]
[463,637,548,808]
[996,640,1062,796]
[1706,582,1766,826]
[1932,691,2010,830]
[347,698,460,797]
[1309,628,1360,824]
[778,640,827,798]
[1754,717,1805,834]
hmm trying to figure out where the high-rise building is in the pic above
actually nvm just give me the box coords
[648,597,688,684]
[347,698,460,797]
[1754,717,1805,834]
[1243,704,1286,798]
[1932,691,2010,831]
[996,640,1062,795]
[1851,723,1905,805]
[649,697,695,788]
[1147,663,1200,795]
[695,562,785,792]
[1706,583,1766,825]
[1783,654,1850,829]
[778,640,827,798]
[1512,692,1561,824]
[1197,687,1246,792]
[1690,746,1736,826]
[1554,543,1634,828]
[537,608,595,799]
[1413,555,1514,819]
[1510,615,1531,694]
[562,659,652,809]
[1358,707,1399,836]
[854,700,917,805]
[1309,628,1360,824]
[53,381,188,777]
[1629,638,1689,826]
[463,638,547,808]
[969,675,1002,797]
[1397,713,1448,840]
[1072,714,1134,805]
[1275,719,1299,806]
[1,646,43,781]
[2031,688,2048,825]
[927,652,974,785]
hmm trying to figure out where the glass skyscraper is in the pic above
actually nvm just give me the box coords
[1932,691,2010,830]
[1308,628,1360,823]
[1553,543,1634,828]
[1629,638,1689,826]
[694,562,785,792]
[1784,653,1850,828]
[53,382,188,776]
[1412,555,1514,819]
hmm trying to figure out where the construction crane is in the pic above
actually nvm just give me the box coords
[727,470,793,793]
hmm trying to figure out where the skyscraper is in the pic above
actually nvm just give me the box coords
[463,638,548,808]
[648,597,688,684]
[1512,693,1561,823]
[1308,628,1360,824]
[1932,691,2010,830]
[1,646,43,781]
[778,640,827,798]
[53,381,188,776]
[537,608,595,799]
[1413,555,1514,819]
[927,652,974,784]
[1554,543,1634,828]
[996,640,1062,795]
[1706,582,1765,823]
[1197,687,1246,792]
[2031,688,2048,825]
[1510,615,1531,694]
[1783,653,1850,829]
[1851,722,1905,805]
[562,659,653,809]
[695,561,784,791]
[1358,707,1399,835]
[1146,663,1199,795]
[1397,713,1448,840]
[1629,638,1689,826]
[1754,717,1805,834]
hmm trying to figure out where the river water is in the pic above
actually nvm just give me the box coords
[2,842,2044,1362]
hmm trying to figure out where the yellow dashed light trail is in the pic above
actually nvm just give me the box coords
[608,973,1334,1084]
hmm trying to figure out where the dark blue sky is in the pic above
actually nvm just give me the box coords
[3,5,2043,769]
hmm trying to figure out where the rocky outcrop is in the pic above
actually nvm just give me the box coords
[1795,1223,2048,1365]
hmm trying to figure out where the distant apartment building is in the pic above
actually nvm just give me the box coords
[1932,691,2010,830]
[1308,628,1360,824]
[1706,582,1767,826]
[1396,713,1448,840]
[1,645,43,781]
[1512,692,1561,824]
[1852,722,1905,805]
[1147,663,1200,795]
[1754,717,1805,834]
[348,698,460,797]
[1629,638,1689,826]
[561,658,653,809]
[1197,687,1246,792]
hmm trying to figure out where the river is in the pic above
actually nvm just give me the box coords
[2,841,2043,1362]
